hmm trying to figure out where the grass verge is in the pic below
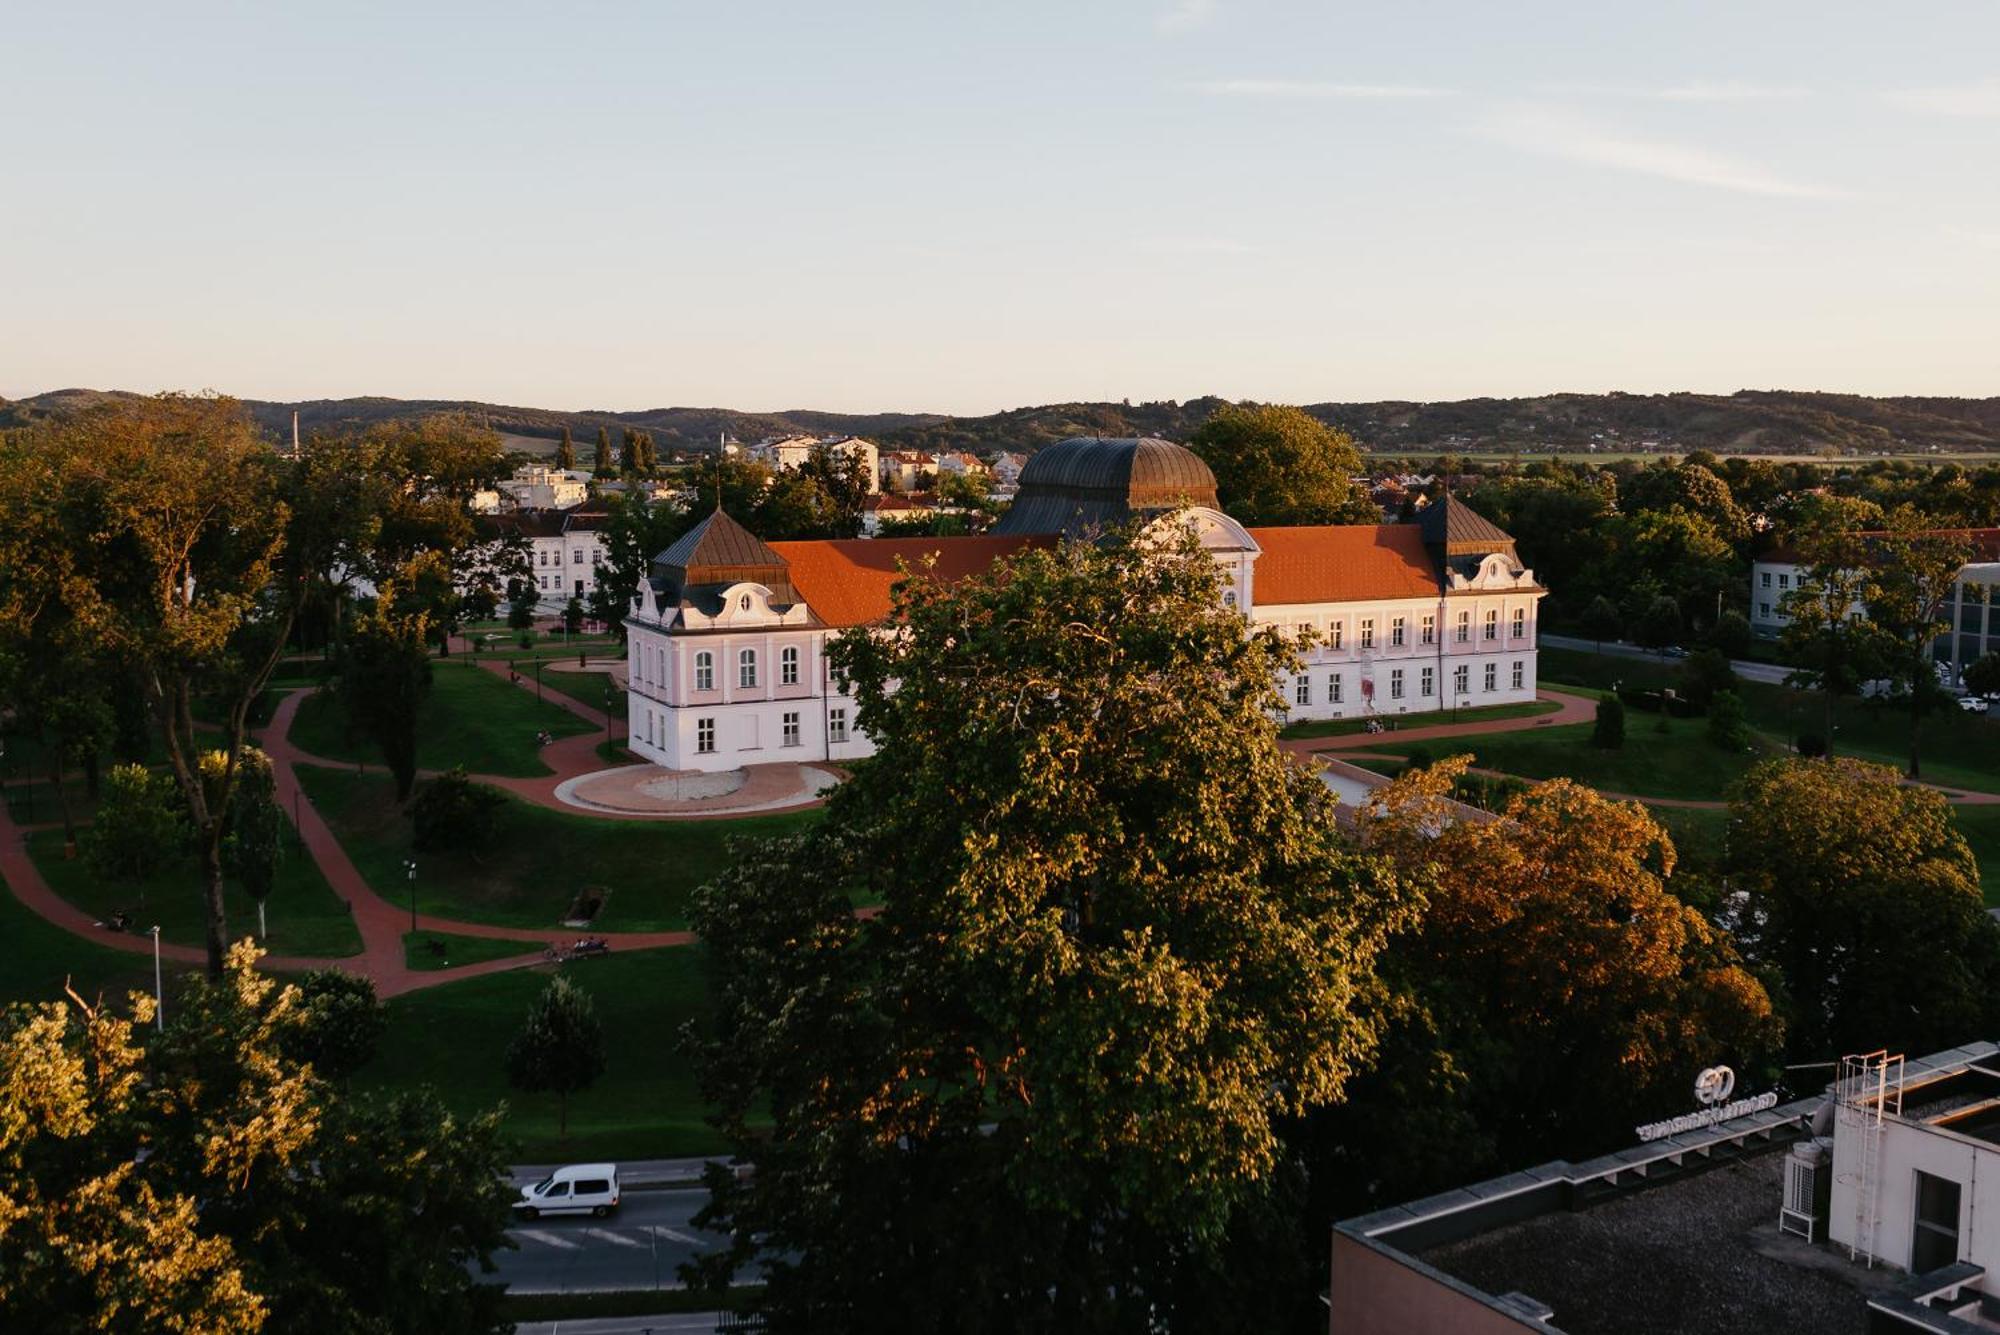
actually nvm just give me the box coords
[296,765,816,932]
[358,947,725,1160]
[288,663,593,778]
[1280,698,1558,740]
[402,931,545,972]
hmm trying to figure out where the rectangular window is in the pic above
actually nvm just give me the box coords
[573,550,583,564]
[1761,571,1772,588]
[1483,662,1497,693]
[1331,622,1344,650]
[1328,673,1343,704]
[1778,573,1790,588]
[1454,664,1469,695]
[1511,660,1524,689]
[1294,674,1310,706]
[738,649,758,689]
[782,711,801,747]
[1484,609,1498,641]
[538,575,548,590]
[1389,669,1404,700]
[696,718,716,754]
[1391,617,1406,648]
[1760,602,1772,618]
[781,646,800,686]
[828,708,848,743]
[1913,1172,1963,1274]
[1512,608,1526,639]
[539,550,548,566]
[1421,614,1435,646]
[1420,666,1434,697]
[1456,611,1470,643]
[1360,619,1375,650]
[694,653,714,692]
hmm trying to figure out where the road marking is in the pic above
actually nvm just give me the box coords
[513,1229,580,1250]
[584,1228,647,1249]
[653,1226,706,1246]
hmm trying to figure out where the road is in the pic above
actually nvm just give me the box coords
[1540,634,1792,686]
[491,1187,736,1295]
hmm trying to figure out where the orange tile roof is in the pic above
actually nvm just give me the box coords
[1246,524,1441,605]
[769,535,1051,628]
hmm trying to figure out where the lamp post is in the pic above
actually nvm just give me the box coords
[149,926,163,1031]
[535,659,545,704]
[604,684,614,752]
[403,858,417,934]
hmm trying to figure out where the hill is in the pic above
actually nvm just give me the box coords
[3,388,1996,457]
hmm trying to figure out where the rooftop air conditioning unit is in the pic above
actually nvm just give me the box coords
[1779,1139,1831,1242]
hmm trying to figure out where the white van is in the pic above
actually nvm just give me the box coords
[515,1163,621,1219]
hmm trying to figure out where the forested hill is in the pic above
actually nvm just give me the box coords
[4,387,1997,456]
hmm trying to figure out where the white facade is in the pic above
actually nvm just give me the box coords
[748,434,880,494]
[525,518,609,608]
[1753,553,2000,684]
[625,506,1543,774]
[499,464,590,512]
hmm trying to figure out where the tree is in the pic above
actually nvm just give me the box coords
[1326,761,1779,1210]
[619,427,639,474]
[0,945,512,1333]
[409,766,508,855]
[688,522,1414,1330]
[1678,648,1738,711]
[506,975,605,1140]
[1592,695,1625,749]
[1633,593,1682,650]
[555,426,576,472]
[83,763,186,884]
[1580,595,1623,652]
[1708,689,1749,750]
[338,560,436,802]
[1965,651,2000,700]
[1865,509,1972,778]
[592,426,613,478]
[286,970,388,1081]
[1186,403,1378,526]
[220,748,285,940]
[1778,526,1891,755]
[1589,507,1736,636]
[1728,757,1999,1060]
[507,587,537,631]
[587,490,687,635]
[561,596,584,635]
[1710,608,1753,658]
[0,395,302,975]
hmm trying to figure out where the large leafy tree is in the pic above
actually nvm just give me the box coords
[1187,402,1378,526]
[337,558,437,801]
[0,395,300,975]
[689,523,1414,1332]
[0,946,512,1333]
[1863,507,1971,778]
[587,489,687,634]
[1590,506,1738,636]
[1778,525,1890,751]
[1318,761,1778,1213]
[1727,757,1999,1061]
[221,748,287,940]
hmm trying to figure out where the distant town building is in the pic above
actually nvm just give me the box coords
[623,437,1543,774]
[746,434,880,494]
[496,463,590,512]
[488,503,610,608]
[879,449,938,492]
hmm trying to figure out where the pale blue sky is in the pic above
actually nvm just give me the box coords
[4,1,1997,413]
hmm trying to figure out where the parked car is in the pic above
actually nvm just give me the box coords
[515,1163,621,1219]
[1959,696,1991,715]
[1660,645,1689,659]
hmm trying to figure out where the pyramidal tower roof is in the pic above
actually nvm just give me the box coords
[653,508,797,602]
[1417,493,1517,558]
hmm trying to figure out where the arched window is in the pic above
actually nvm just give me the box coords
[1224,590,1237,609]
[739,594,751,612]
[781,645,800,686]
[694,651,714,692]
[738,648,758,689]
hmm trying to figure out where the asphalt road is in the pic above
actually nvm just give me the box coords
[1540,634,1792,685]
[491,1187,734,1295]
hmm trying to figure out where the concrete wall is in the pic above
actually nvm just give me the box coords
[1830,1114,2000,1275]
[1330,1231,1547,1335]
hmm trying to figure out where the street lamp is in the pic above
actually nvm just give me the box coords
[403,858,417,933]
[604,684,614,752]
[535,659,545,704]
[149,926,163,1031]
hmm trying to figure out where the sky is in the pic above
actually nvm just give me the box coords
[3,1,1998,414]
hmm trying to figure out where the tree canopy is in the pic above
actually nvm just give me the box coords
[1187,403,1378,526]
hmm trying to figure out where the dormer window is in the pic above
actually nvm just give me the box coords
[739,594,751,611]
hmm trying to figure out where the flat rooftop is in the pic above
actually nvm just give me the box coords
[1419,1149,1892,1335]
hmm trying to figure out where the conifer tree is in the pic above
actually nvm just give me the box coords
[555,426,576,471]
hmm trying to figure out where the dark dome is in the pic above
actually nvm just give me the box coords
[992,437,1219,537]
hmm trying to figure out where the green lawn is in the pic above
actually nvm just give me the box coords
[1540,646,2000,794]
[0,874,186,1007]
[28,827,364,958]
[287,663,593,779]
[1352,711,1774,802]
[533,667,618,716]
[296,765,817,932]
[402,931,545,972]
[463,636,620,662]
[357,947,725,1160]
[1280,699,1558,741]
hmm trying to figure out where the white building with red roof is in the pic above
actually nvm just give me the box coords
[623,437,1544,773]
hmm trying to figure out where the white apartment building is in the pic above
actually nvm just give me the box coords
[496,504,611,609]
[624,438,1543,774]
[746,434,880,494]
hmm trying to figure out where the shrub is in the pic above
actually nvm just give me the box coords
[288,970,388,1080]
[1708,691,1750,751]
[1710,609,1753,659]
[1592,697,1626,750]
[1402,744,1436,771]
[1795,732,1827,758]
[408,766,509,854]
[83,764,186,881]
[1679,648,1739,712]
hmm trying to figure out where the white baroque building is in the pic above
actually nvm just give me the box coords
[624,437,1544,773]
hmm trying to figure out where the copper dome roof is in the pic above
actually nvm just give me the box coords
[992,437,1220,537]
